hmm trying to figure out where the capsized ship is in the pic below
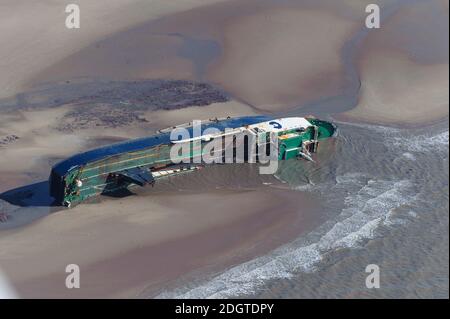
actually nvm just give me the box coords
[50,116,336,207]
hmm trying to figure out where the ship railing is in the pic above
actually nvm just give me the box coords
[157,117,232,134]
[171,127,246,144]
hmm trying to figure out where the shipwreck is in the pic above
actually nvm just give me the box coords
[49,116,337,207]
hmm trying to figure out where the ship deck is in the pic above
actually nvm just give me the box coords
[52,115,272,176]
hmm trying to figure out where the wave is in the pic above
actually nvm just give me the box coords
[339,120,449,153]
[156,175,415,298]
[156,125,443,298]
[391,131,449,153]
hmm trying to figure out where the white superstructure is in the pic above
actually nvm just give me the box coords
[172,117,312,144]
[247,117,312,133]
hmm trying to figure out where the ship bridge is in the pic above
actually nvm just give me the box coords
[171,117,313,144]
[247,117,312,133]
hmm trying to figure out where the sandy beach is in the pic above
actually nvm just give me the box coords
[0,186,317,298]
[342,0,449,125]
[0,0,448,298]
[0,0,232,99]
[205,1,368,112]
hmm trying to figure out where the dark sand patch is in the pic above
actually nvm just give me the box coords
[26,0,364,113]
[0,79,229,131]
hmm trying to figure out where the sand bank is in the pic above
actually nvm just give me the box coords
[4,0,446,125]
[143,100,257,129]
[342,50,449,126]
[0,186,317,298]
[207,5,359,111]
[0,96,252,177]
[0,90,314,298]
[30,0,363,113]
[342,0,449,125]
[0,0,230,100]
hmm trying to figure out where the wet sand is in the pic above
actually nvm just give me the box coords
[206,4,359,111]
[0,0,448,298]
[342,0,449,125]
[341,50,449,125]
[27,0,364,112]
[0,0,230,99]
[0,78,287,298]
[0,184,318,298]
[26,0,448,123]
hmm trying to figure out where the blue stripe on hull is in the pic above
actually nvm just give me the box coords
[52,115,272,176]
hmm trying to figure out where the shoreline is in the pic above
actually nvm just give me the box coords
[0,0,448,298]
[0,186,319,298]
[334,113,450,130]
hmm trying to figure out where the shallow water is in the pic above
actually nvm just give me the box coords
[156,120,449,298]
[0,0,447,298]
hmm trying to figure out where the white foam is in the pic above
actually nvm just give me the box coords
[401,152,416,161]
[391,131,449,153]
[156,124,440,298]
[294,183,315,191]
[335,119,448,154]
[407,211,418,218]
[156,176,415,299]
[330,119,401,134]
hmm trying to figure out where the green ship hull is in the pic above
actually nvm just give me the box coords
[49,116,336,207]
